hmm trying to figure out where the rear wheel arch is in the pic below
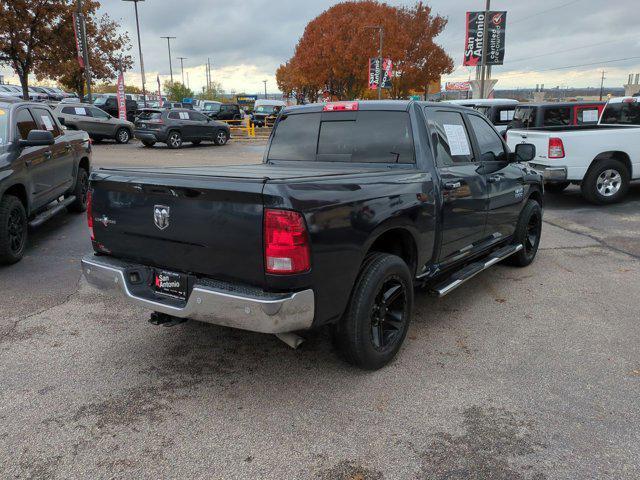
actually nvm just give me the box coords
[364,227,418,277]
[588,151,631,177]
[527,185,543,207]
[78,156,90,174]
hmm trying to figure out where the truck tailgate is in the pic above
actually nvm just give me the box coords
[89,163,388,288]
[506,130,551,163]
[90,169,267,287]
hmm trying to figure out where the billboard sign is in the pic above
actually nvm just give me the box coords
[236,94,258,106]
[369,58,393,90]
[463,11,507,66]
[445,81,471,92]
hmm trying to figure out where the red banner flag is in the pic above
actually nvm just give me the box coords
[116,69,126,120]
[72,13,85,69]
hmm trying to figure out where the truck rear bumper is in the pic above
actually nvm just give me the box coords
[81,255,315,334]
[529,163,568,182]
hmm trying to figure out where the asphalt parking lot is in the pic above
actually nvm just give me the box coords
[1,140,639,479]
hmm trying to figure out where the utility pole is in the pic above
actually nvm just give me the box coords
[76,0,92,103]
[160,36,176,83]
[177,57,187,85]
[478,0,490,99]
[263,80,267,98]
[207,58,212,91]
[364,25,384,100]
[599,70,606,101]
[178,57,187,85]
[122,0,147,106]
[186,71,190,90]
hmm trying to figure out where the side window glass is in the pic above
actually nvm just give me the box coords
[32,108,61,137]
[168,112,180,120]
[188,111,206,121]
[468,115,507,162]
[90,108,108,119]
[496,108,515,125]
[429,110,474,166]
[543,107,570,126]
[15,109,37,140]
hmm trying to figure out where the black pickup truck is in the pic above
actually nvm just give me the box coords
[82,100,542,369]
[0,98,91,264]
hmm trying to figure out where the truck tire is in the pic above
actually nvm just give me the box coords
[167,130,182,149]
[67,168,89,213]
[581,159,630,205]
[505,199,542,267]
[115,128,130,144]
[0,195,27,264]
[544,182,569,194]
[334,253,413,370]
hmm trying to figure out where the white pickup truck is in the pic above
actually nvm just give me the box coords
[506,97,640,204]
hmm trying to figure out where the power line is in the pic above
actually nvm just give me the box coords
[496,55,640,79]
[510,0,582,24]
[507,37,632,65]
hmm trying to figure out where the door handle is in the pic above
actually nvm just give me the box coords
[443,180,462,190]
[488,175,502,183]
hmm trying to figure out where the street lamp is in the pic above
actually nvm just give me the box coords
[161,36,176,83]
[122,0,147,106]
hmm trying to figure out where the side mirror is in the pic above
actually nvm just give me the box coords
[513,143,535,162]
[57,116,66,126]
[18,130,55,148]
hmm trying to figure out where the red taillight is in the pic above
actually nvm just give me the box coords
[548,137,565,159]
[264,209,310,274]
[87,189,94,241]
[323,101,358,111]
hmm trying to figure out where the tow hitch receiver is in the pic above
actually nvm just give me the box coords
[149,311,187,327]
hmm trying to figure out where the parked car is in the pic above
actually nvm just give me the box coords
[0,85,46,101]
[202,103,242,121]
[251,99,287,127]
[93,95,138,122]
[82,100,542,369]
[506,96,640,204]
[0,98,92,264]
[54,102,134,144]
[444,99,518,135]
[134,108,230,148]
[507,101,605,131]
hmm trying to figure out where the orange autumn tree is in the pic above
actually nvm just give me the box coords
[276,1,452,101]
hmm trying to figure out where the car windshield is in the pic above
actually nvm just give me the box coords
[255,105,276,114]
[600,101,640,125]
[93,97,108,106]
[0,107,8,144]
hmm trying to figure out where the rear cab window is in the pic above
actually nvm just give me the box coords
[267,110,415,164]
[600,100,640,125]
[494,107,515,125]
[576,106,601,124]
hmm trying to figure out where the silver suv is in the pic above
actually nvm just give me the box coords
[53,103,134,144]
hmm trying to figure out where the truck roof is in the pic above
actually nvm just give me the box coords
[282,100,476,115]
[515,101,605,108]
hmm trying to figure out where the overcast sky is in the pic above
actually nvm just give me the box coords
[4,0,640,94]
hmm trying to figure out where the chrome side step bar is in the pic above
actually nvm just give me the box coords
[430,244,523,297]
[29,195,76,228]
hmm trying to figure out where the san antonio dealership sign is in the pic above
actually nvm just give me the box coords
[463,11,507,67]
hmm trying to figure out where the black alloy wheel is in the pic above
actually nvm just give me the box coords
[370,278,407,350]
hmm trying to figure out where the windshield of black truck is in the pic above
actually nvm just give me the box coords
[600,101,640,125]
[267,111,415,163]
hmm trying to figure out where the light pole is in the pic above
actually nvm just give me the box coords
[122,0,147,106]
[263,80,267,98]
[478,0,490,99]
[177,57,187,85]
[76,0,92,103]
[161,36,176,83]
[364,25,384,100]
